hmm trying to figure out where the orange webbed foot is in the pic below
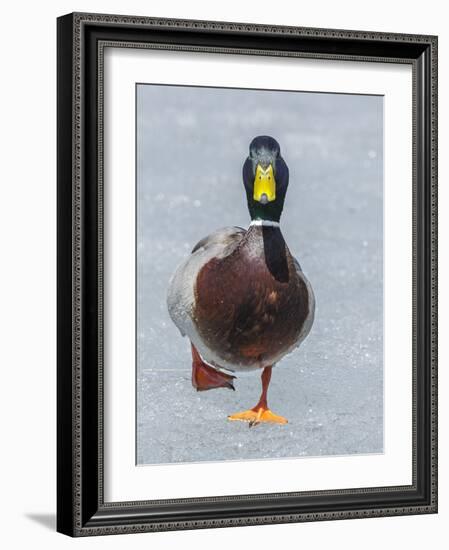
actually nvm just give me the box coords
[228,407,288,427]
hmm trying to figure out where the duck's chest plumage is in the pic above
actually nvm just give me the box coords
[192,225,312,370]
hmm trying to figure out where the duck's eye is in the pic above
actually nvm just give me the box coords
[259,175,262,179]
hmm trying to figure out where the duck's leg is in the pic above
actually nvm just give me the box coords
[228,366,288,426]
[191,343,235,391]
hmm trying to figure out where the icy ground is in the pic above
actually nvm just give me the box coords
[136,85,383,465]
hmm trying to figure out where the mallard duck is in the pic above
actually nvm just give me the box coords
[167,136,315,426]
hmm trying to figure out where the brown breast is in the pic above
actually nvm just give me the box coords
[192,225,309,368]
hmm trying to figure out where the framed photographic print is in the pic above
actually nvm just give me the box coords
[57,12,438,536]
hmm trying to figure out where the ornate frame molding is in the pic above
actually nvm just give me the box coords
[57,12,438,537]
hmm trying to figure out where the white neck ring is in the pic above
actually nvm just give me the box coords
[249,219,280,228]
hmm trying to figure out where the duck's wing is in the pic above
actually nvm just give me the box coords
[167,226,246,339]
[291,253,315,345]
[292,256,302,273]
[191,226,246,254]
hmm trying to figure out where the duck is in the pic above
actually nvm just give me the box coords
[167,136,315,426]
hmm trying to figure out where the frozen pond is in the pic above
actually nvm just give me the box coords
[136,84,383,465]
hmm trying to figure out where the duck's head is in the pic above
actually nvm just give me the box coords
[242,135,289,223]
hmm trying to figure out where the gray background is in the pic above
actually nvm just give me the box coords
[136,84,383,465]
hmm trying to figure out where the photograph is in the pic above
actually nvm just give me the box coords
[54,9,437,538]
[136,83,384,465]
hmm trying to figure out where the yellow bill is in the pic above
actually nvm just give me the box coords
[253,164,276,203]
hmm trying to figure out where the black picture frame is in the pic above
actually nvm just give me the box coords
[57,12,438,537]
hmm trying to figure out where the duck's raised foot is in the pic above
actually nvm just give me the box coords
[191,343,235,391]
[228,407,288,427]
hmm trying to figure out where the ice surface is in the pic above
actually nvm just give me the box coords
[136,85,383,465]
